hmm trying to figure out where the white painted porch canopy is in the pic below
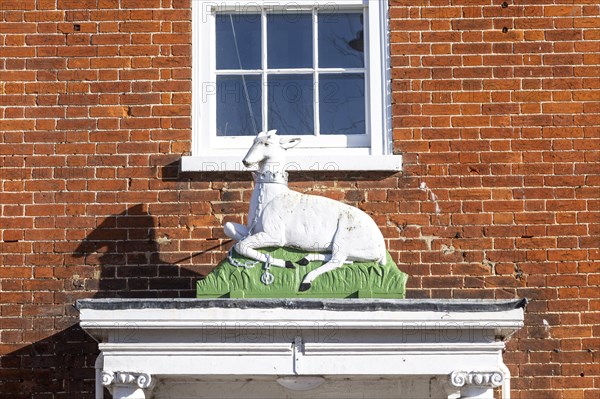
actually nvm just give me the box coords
[77,298,526,399]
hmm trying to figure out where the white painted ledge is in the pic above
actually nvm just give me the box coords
[181,155,403,172]
[78,299,525,399]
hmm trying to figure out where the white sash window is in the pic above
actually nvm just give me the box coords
[184,1,401,171]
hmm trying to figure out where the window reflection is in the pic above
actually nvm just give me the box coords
[319,13,364,68]
[216,14,261,70]
[267,13,313,69]
[320,74,365,135]
[217,76,262,136]
[268,75,314,135]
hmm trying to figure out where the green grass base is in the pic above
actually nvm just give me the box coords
[196,247,407,299]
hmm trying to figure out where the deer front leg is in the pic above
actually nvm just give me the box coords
[234,232,295,269]
[224,222,249,241]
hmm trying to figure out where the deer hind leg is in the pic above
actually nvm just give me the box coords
[299,213,354,291]
[299,212,352,291]
[299,233,351,292]
[297,253,353,266]
[299,248,348,291]
[234,232,295,269]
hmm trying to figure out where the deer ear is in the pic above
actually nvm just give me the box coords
[280,137,301,150]
[266,129,277,138]
[257,131,267,138]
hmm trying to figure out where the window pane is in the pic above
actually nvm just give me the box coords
[267,13,312,69]
[216,14,261,70]
[318,13,364,68]
[319,74,365,135]
[268,74,314,135]
[217,75,262,136]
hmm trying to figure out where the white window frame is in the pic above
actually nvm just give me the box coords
[183,0,402,172]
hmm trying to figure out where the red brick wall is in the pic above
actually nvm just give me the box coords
[0,0,598,398]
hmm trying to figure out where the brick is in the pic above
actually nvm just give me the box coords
[422,31,461,42]
[483,30,524,42]
[152,33,190,44]
[544,54,584,66]
[574,18,600,28]
[545,29,582,41]
[120,21,160,32]
[0,22,37,33]
[25,34,66,45]
[90,106,129,117]
[548,251,589,262]
[57,0,98,9]
[122,0,161,8]
[452,19,492,31]
[119,45,159,56]
[552,326,592,339]
[26,58,66,70]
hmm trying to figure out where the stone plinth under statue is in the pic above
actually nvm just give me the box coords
[78,298,526,399]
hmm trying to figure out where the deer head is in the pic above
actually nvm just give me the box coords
[242,130,301,168]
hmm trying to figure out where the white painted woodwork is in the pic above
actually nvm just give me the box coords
[181,153,403,172]
[78,299,524,399]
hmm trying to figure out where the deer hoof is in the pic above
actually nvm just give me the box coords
[285,261,296,269]
[297,258,310,266]
[299,282,312,292]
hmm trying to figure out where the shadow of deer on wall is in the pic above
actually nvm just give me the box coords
[0,204,231,398]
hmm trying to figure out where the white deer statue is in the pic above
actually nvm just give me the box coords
[224,130,387,291]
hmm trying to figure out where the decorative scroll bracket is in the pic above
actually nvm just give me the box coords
[449,370,504,388]
[102,371,154,399]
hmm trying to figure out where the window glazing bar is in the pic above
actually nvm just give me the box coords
[313,8,320,137]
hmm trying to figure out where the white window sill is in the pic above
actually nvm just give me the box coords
[181,155,402,172]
